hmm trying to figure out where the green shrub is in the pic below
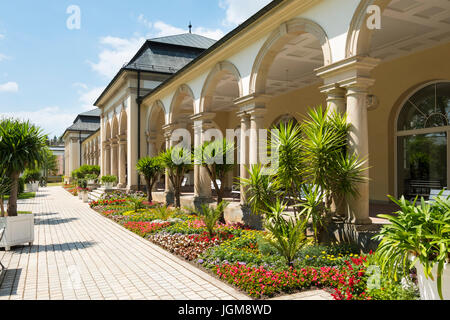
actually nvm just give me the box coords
[263,200,308,267]
[196,201,229,238]
[101,175,118,183]
[23,169,41,183]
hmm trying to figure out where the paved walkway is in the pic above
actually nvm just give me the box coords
[0,187,332,300]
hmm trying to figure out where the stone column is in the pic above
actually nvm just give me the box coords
[118,134,127,188]
[321,84,346,115]
[342,79,374,225]
[237,112,250,205]
[248,108,266,165]
[316,56,379,225]
[111,137,119,182]
[104,141,111,176]
[163,127,174,205]
[191,113,216,207]
[146,132,158,157]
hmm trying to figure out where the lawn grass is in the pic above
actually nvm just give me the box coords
[3,192,36,200]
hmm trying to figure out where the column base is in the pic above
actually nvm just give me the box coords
[193,196,213,211]
[325,218,381,253]
[165,191,174,206]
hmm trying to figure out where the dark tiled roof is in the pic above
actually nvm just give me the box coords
[79,109,101,117]
[63,109,100,137]
[65,121,100,133]
[149,33,216,49]
[125,34,216,73]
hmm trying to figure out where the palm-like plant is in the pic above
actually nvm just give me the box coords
[270,121,303,214]
[0,119,47,216]
[159,146,193,208]
[195,139,235,204]
[197,201,229,238]
[264,200,308,266]
[136,156,163,202]
[301,107,367,217]
[239,164,279,216]
[297,184,326,244]
[374,194,450,300]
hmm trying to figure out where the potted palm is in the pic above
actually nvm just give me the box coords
[0,119,47,251]
[375,194,450,300]
[23,169,41,192]
[78,179,89,203]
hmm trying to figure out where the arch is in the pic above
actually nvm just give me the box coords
[346,0,392,57]
[169,84,196,124]
[250,17,332,95]
[105,121,112,141]
[270,113,299,129]
[147,100,167,132]
[119,109,127,135]
[200,61,243,113]
[111,115,119,138]
[391,80,450,198]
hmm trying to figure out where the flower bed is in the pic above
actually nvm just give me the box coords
[214,255,370,299]
[88,195,418,300]
[123,221,171,237]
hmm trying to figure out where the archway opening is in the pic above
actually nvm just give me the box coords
[396,82,450,199]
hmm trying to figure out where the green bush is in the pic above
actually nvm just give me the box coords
[23,169,41,183]
[101,175,118,183]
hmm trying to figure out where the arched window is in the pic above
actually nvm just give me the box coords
[396,82,450,199]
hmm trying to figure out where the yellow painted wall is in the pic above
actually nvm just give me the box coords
[369,42,450,202]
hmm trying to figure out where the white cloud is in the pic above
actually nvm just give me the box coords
[0,34,4,40]
[73,82,88,90]
[0,53,8,62]
[219,0,272,26]
[0,107,77,137]
[88,36,145,78]
[0,81,18,93]
[138,14,152,29]
[78,86,105,111]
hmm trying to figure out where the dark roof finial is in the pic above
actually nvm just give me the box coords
[188,21,192,34]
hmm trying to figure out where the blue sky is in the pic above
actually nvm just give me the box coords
[0,0,271,137]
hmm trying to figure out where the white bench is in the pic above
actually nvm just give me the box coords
[428,189,450,203]
[0,219,5,271]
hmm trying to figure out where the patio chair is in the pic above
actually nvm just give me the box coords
[0,219,6,272]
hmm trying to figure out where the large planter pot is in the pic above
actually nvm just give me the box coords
[87,179,96,185]
[31,182,39,192]
[0,214,34,251]
[103,182,114,189]
[416,262,450,300]
[82,191,89,203]
[25,183,34,193]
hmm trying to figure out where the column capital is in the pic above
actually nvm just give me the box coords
[316,55,379,88]
[190,112,216,122]
[233,93,271,108]
[111,137,119,146]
